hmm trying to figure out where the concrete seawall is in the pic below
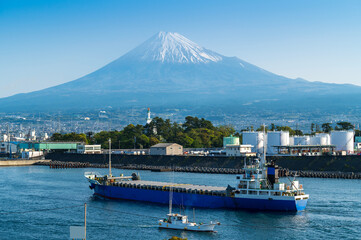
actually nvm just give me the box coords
[39,160,361,179]
[0,159,51,166]
[45,153,361,172]
[269,155,361,172]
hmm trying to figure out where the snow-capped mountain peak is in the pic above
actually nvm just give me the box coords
[123,32,223,63]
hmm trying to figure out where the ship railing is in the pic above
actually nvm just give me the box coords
[84,171,100,176]
[84,172,101,179]
[108,176,133,180]
[265,178,273,190]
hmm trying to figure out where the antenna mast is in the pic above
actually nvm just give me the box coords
[262,124,267,167]
[169,171,174,215]
[169,185,173,215]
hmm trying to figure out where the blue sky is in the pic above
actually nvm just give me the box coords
[1,0,361,98]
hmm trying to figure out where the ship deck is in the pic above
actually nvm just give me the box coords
[108,180,227,195]
[133,180,226,191]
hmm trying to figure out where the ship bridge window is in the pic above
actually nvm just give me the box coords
[236,176,240,179]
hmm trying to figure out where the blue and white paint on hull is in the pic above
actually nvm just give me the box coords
[91,183,308,212]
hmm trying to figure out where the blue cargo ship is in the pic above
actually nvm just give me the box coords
[85,141,308,211]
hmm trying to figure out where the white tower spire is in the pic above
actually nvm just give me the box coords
[146,108,152,124]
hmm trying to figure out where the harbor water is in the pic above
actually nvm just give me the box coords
[0,166,360,239]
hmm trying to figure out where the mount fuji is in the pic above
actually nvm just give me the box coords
[1,31,360,112]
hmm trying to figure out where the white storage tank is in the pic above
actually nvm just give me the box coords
[294,136,310,145]
[310,136,321,145]
[315,133,331,145]
[242,131,266,153]
[331,131,354,153]
[267,131,289,155]
[223,135,240,148]
[289,136,295,146]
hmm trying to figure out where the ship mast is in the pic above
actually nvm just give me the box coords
[108,138,112,177]
[84,203,87,240]
[261,124,267,167]
[169,171,174,215]
[169,186,173,215]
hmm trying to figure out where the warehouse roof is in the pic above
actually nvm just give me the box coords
[151,143,182,148]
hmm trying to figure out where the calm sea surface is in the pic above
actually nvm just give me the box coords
[0,166,360,240]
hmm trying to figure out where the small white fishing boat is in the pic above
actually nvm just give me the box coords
[158,213,219,232]
[158,172,220,232]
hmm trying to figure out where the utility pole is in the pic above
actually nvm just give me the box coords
[84,203,87,240]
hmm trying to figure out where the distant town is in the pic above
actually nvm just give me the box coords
[1,108,360,160]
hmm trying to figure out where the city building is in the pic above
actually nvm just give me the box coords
[150,143,183,156]
[0,142,18,154]
[356,142,361,151]
[18,142,79,152]
[355,136,361,151]
[21,150,43,159]
[77,144,102,154]
[225,144,254,157]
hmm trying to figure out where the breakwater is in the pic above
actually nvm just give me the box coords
[40,160,361,179]
[46,152,361,171]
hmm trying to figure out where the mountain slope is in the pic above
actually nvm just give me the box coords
[0,31,360,112]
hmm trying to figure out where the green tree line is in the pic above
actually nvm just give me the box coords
[50,119,360,149]
[51,116,235,149]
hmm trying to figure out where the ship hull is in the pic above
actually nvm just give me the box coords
[158,223,216,232]
[92,184,307,212]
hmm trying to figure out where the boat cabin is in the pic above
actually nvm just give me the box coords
[164,214,188,224]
